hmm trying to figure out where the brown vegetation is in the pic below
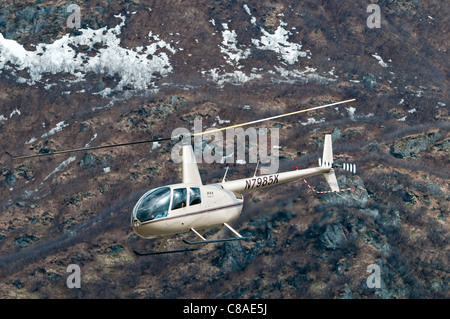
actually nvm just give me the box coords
[0,0,448,299]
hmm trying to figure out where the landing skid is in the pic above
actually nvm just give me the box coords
[183,237,250,245]
[133,235,198,256]
[133,248,198,256]
[133,223,250,256]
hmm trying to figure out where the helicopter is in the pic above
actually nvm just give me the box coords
[10,98,357,255]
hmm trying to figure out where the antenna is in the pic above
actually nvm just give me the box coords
[253,161,260,177]
[222,166,230,183]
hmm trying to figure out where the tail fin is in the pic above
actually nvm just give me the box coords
[321,134,339,191]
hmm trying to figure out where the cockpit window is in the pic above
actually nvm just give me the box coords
[135,187,171,222]
[190,187,201,206]
[171,188,187,210]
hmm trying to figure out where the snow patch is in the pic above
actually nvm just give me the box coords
[41,121,69,138]
[9,108,21,118]
[219,26,251,67]
[252,23,307,65]
[243,4,257,25]
[152,142,161,150]
[300,118,325,126]
[243,4,251,15]
[202,68,262,86]
[43,156,76,182]
[346,107,356,120]
[203,6,324,86]
[215,116,230,124]
[371,53,388,68]
[0,14,178,96]
[274,66,335,84]
[85,134,98,147]
[25,137,37,145]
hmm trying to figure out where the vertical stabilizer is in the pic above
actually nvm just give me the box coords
[322,134,339,191]
[323,134,333,165]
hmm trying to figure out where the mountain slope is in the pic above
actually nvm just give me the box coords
[0,0,448,299]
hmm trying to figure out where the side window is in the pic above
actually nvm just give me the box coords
[171,188,187,210]
[189,187,201,206]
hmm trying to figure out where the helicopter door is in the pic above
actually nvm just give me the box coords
[189,187,201,207]
[171,188,187,212]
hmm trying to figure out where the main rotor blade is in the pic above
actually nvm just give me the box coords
[10,98,355,160]
[193,98,356,137]
[10,136,172,160]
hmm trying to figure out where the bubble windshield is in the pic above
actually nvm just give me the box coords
[133,187,171,222]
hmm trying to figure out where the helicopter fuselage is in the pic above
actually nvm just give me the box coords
[131,183,243,238]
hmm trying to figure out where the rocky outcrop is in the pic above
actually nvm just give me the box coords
[14,234,39,248]
[390,133,441,158]
[212,211,295,273]
[320,223,349,250]
[0,4,70,41]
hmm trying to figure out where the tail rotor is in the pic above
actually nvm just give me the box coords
[331,162,356,174]
[304,134,357,194]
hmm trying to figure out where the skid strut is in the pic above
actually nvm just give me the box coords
[183,223,250,245]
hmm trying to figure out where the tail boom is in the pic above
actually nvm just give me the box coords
[219,133,354,195]
[220,166,332,194]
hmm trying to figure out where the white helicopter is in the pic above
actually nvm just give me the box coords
[11,99,357,255]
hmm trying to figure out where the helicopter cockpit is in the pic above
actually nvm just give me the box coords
[132,186,202,223]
